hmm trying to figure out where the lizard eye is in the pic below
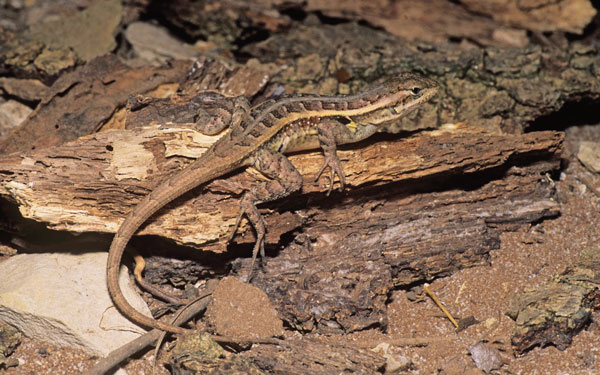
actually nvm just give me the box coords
[410,87,421,95]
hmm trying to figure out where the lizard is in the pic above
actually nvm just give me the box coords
[106,72,439,334]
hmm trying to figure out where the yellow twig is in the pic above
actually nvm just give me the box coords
[424,283,458,328]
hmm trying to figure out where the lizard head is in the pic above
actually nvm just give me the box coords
[352,73,439,127]
[383,72,439,108]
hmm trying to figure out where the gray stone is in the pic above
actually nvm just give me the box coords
[125,22,198,65]
[578,141,600,173]
[0,252,151,355]
[0,100,31,138]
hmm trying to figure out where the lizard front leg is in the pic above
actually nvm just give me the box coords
[314,119,346,195]
[314,119,378,195]
[229,148,303,281]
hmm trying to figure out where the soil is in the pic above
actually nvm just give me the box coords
[2,121,599,375]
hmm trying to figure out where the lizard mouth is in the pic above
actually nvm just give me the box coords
[366,86,437,126]
[390,87,438,115]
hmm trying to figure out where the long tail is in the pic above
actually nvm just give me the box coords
[106,157,240,334]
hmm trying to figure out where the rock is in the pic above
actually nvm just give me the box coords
[124,22,198,65]
[507,247,600,353]
[0,324,21,369]
[578,141,600,173]
[0,100,31,138]
[26,0,122,62]
[467,342,505,373]
[206,276,284,339]
[372,342,412,372]
[0,252,150,355]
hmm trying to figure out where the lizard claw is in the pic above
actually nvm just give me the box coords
[314,154,346,196]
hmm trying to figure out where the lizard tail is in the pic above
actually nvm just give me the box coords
[107,214,189,334]
[106,158,240,334]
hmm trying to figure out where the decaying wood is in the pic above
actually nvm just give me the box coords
[0,55,190,155]
[0,125,561,247]
[507,246,600,354]
[156,0,595,48]
[244,137,563,332]
[244,337,386,374]
[3,24,598,156]
[167,335,385,375]
[0,121,562,332]
[0,55,272,156]
[247,25,600,134]
[0,0,122,83]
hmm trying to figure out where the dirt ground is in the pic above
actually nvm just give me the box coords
[1,121,599,374]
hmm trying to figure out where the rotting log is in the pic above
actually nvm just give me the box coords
[0,125,561,249]
[243,128,563,332]
[0,123,563,332]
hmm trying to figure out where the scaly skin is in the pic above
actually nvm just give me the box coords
[107,73,439,334]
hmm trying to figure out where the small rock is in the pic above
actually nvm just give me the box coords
[0,323,21,368]
[125,22,198,65]
[0,252,151,355]
[578,141,600,173]
[467,341,505,373]
[27,0,122,62]
[207,276,283,339]
[0,100,32,137]
[372,342,412,373]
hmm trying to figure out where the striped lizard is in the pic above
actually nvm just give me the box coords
[107,73,438,334]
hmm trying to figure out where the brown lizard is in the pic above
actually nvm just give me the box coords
[107,73,439,334]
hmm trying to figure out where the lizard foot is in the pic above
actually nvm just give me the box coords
[314,152,346,196]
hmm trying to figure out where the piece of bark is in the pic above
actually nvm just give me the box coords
[158,0,595,50]
[0,55,190,155]
[156,0,291,48]
[0,77,50,102]
[243,23,600,133]
[245,158,561,333]
[168,333,266,375]
[507,246,600,354]
[0,28,78,84]
[0,125,562,248]
[303,0,531,47]
[244,337,386,375]
[0,0,122,83]
[123,56,271,131]
[156,0,537,48]
[0,54,271,156]
[459,0,596,35]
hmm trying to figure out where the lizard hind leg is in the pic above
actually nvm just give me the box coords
[227,148,303,281]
